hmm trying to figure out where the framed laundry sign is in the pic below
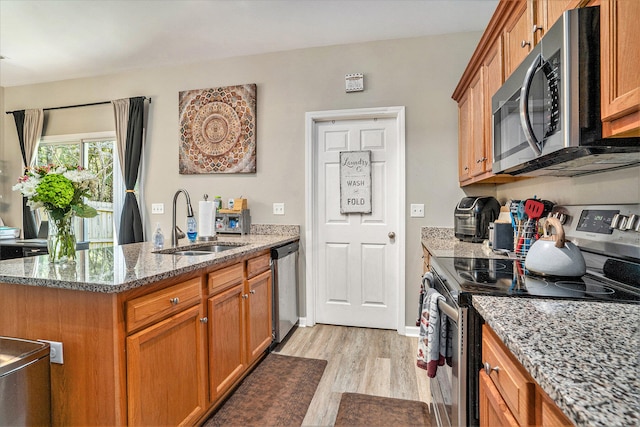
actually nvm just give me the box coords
[340,150,372,214]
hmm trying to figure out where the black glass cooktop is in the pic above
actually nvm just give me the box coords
[433,257,640,305]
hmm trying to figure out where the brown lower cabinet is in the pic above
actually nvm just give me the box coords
[0,249,274,426]
[481,324,574,427]
[207,254,272,403]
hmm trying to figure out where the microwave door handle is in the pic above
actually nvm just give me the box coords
[519,53,544,157]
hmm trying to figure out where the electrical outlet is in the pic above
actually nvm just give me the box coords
[39,340,64,364]
[410,203,425,218]
[151,203,164,214]
[273,203,285,215]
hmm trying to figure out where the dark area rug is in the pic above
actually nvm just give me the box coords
[203,353,327,427]
[334,392,431,426]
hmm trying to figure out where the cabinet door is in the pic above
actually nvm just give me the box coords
[208,282,246,402]
[127,304,207,426]
[483,37,504,175]
[479,370,519,427]
[504,1,531,79]
[246,269,273,364]
[601,0,640,137]
[458,91,472,182]
[469,69,486,178]
[533,0,575,44]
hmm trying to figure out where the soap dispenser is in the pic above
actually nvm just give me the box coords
[153,223,164,249]
[186,215,198,243]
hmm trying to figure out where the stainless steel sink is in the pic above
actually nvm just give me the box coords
[171,250,215,256]
[157,244,244,256]
[196,244,242,253]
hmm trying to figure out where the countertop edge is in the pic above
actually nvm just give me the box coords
[0,235,299,294]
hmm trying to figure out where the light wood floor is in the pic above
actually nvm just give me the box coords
[272,324,431,426]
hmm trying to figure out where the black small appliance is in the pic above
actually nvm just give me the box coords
[454,196,500,242]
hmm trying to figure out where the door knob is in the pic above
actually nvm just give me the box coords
[388,232,396,239]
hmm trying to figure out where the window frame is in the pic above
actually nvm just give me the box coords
[36,131,122,245]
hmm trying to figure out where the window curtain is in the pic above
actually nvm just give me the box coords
[12,109,44,239]
[112,97,145,244]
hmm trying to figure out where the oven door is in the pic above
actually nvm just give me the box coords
[428,270,468,427]
[430,309,460,427]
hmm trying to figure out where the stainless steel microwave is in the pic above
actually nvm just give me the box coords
[492,6,640,177]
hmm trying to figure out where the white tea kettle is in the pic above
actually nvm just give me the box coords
[525,217,586,277]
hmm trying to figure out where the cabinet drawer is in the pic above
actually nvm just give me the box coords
[127,277,202,333]
[246,253,270,278]
[482,324,535,426]
[208,262,243,294]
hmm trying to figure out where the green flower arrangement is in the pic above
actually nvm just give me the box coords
[13,164,98,263]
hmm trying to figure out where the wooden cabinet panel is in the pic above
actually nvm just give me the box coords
[126,277,202,333]
[537,387,574,426]
[246,269,273,363]
[207,262,243,294]
[479,370,519,427]
[483,37,504,173]
[458,91,472,182]
[482,324,535,426]
[246,252,270,278]
[504,1,531,79]
[126,304,207,426]
[601,0,640,136]
[422,245,431,274]
[533,0,576,44]
[470,69,486,177]
[208,282,246,402]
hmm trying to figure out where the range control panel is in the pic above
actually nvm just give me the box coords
[560,204,640,260]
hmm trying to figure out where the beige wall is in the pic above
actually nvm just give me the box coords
[2,33,638,328]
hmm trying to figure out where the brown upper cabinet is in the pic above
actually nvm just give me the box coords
[452,0,639,186]
[600,0,640,137]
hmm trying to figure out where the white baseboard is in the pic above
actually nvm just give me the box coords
[404,326,420,337]
[298,317,420,337]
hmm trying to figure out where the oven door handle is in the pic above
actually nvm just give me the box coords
[438,299,459,323]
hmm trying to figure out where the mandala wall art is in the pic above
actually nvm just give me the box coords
[179,84,257,174]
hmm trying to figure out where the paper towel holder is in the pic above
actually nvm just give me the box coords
[197,194,218,241]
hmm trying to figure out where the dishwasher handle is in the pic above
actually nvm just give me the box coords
[271,241,299,259]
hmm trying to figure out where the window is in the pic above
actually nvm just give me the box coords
[36,132,123,247]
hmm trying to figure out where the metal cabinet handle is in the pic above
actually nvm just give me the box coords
[200,317,208,324]
[169,297,180,305]
[521,40,531,48]
[250,289,256,294]
[242,294,248,299]
[388,232,396,239]
[483,362,500,375]
[532,24,543,33]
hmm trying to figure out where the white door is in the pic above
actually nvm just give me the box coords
[312,113,402,329]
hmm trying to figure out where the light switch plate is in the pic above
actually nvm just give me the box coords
[410,203,425,218]
[273,203,285,215]
[151,203,164,214]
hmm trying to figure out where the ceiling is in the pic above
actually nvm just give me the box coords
[0,0,498,88]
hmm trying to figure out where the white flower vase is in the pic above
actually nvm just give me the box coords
[48,212,77,264]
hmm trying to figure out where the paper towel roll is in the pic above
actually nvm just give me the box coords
[198,201,215,237]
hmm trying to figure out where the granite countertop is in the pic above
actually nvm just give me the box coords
[0,227,299,294]
[421,226,512,259]
[473,296,640,427]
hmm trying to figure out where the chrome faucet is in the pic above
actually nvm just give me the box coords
[172,189,194,246]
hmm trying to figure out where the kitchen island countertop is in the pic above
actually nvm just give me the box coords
[0,232,298,293]
[473,295,640,427]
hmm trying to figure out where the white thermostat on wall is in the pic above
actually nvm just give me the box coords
[345,73,364,92]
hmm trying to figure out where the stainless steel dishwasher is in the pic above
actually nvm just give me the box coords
[271,241,299,344]
[0,337,51,426]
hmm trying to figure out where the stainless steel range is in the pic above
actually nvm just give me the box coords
[427,204,640,427]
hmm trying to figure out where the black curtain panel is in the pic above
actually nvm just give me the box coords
[12,110,38,239]
[119,96,145,244]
